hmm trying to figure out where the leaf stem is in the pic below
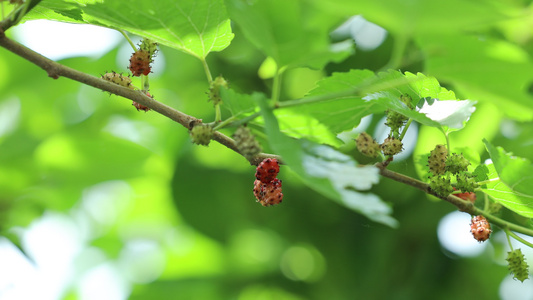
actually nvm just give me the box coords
[484,193,490,212]
[212,115,237,131]
[201,58,213,83]
[119,30,138,51]
[215,104,222,123]
[442,129,451,152]
[278,89,359,108]
[399,119,412,141]
[200,58,221,122]
[506,230,514,250]
[0,0,41,31]
[506,229,533,249]
[272,68,282,105]
[476,178,500,186]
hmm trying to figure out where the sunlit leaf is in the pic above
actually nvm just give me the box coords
[225,0,353,69]
[484,139,533,196]
[294,69,382,133]
[296,69,473,134]
[418,100,476,130]
[26,0,234,59]
[481,163,533,218]
[419,34,533,121]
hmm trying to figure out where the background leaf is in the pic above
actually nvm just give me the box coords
[26,0,234,59]
[418,34,533,121]
[308,0,507,35]
[225,0,353,69]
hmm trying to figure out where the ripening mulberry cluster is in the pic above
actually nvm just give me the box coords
[355,133,403,158]
[102,38,158,112]
[129,49,152,76]
[128,39,158,77]
[253,158,283,206]
[426,144,478,198]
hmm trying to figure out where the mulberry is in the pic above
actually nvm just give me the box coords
[506,249,529,282]
[129,50,151,76]
[253,178,283,206]
[381,136,403,156]
[355,132,380,158]
[255,158,280,183]
[101,72,134,89]
[233,126,262,161]
[190,124,213,146]
[455,172,478,193]
[208,75,229,105]
[446,153,470,174]
[428,144,448,175]
[429,175,453,197]
[470,215,491,242]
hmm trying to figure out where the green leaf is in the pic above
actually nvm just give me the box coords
[419,34,533,121]
[295,69,473,134]
[27,0,234,59]
[225,0,353,69]
[484,139,533,196]
[23,0,84,23]
[275,110,341,147]
[404,72,456,100]
[309,0,507,35]
[481,163,533,218]
[368,71,475,131]
[220,88,258,117]
[257,93,397,227]
[294,69,383,133]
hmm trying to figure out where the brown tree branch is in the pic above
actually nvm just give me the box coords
[0,31,278,165]
[376,162,475,213]
[375,162,533,237]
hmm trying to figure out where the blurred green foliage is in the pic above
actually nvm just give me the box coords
[2,0,533,299]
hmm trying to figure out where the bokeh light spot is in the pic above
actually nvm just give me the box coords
[13,20,122,61]
[280,245,325,282]
[437,211,488,257]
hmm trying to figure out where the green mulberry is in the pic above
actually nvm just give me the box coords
[428,144,448,176]
[507,249,529,282]
[190,124,213,146]
[356,132,380,158]
[233,126,262,161]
